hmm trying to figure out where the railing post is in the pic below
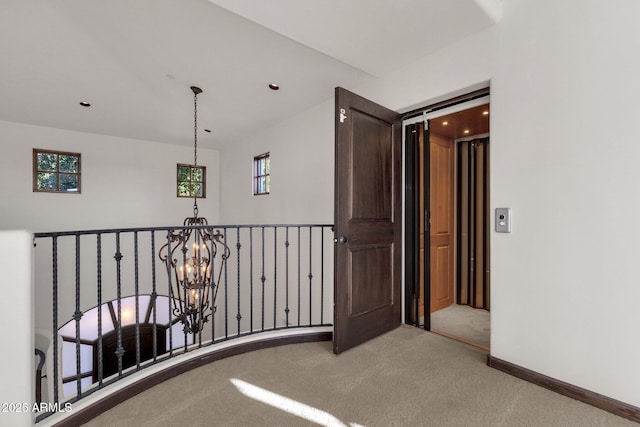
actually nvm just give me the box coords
[308,226,313,326]
[165,230,174,356]
[73,233,83,397]
[236,227,242,336]
[249,227,254,333]
[260,226,266,332]
[285,227,290,328]
[297,227,301,327]
[96,234,104,385]
[52,235,59,404]
[150,231,158,362]
[114,232,124,377]
[134,231,141,369]
[223,227,229,339]
[273,227,277,329]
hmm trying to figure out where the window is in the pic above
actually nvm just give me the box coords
[177,164,206,198]
[33,149,81,193]
[253,152,270,195]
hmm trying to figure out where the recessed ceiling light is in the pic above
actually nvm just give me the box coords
[464,129,470,134]
[482,111,489,115]
[79,101,91,107]
[268,83,280,91]
[442,121,448,126]
[204,129,212,133]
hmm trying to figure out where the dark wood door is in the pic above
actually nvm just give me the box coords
[333,87,402,354]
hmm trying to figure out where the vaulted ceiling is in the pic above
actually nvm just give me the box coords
[0,0,498,148]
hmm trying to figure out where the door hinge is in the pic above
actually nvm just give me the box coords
[339,108,347,123]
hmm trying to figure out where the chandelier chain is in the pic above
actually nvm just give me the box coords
[194,89,198,168]
[192,87,199,217]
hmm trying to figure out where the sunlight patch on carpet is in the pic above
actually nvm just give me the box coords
[230,378,364,427]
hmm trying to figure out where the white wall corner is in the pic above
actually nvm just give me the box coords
[473,0,503,23]
[0,230,34,427]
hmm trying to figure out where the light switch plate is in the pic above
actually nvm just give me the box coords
[495,208,512,233]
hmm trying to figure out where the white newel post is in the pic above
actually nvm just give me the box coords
[0,231,34,427]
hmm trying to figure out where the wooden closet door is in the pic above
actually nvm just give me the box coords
[429,133,454,313]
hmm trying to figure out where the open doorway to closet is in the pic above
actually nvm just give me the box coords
[404,89,490,351]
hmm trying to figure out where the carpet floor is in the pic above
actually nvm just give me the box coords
[84,326,635,426]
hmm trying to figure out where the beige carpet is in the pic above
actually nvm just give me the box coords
[430,304,490,349]
[84,326,635,426]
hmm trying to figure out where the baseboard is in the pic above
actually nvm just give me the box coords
[487,355,640,423]
[51,331,332,427]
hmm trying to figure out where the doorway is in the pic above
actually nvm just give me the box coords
[404,92,490,350]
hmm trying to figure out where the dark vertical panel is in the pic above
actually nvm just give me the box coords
[470,143,477,308]
[421,122,431,331]
[404,123,419,326]
[474,142,485,308]
[484,140,491,310]
[456,138,490,310]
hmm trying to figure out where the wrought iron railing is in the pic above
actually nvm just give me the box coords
[33,224,333,422]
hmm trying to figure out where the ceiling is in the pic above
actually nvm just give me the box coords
[0,0,498,149]
[430,104,490,140]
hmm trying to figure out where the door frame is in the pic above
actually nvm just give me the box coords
[402,88,490,330]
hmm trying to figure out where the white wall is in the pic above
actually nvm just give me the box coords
[219,100,334,225]
[0,231,33,427]
[490,0,640,407]
[0,120,221,232]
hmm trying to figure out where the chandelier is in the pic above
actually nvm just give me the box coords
[159,86,229,334]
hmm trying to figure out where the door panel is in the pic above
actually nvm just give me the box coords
[351,111,393,220]
[350,246,392,315]
[457,138,490,310]
[334,87,401,354]
[429,133,454,313]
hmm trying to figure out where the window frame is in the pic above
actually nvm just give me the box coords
[253,152,270,196]
[176,163,206,199]
[32,148,82,194]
